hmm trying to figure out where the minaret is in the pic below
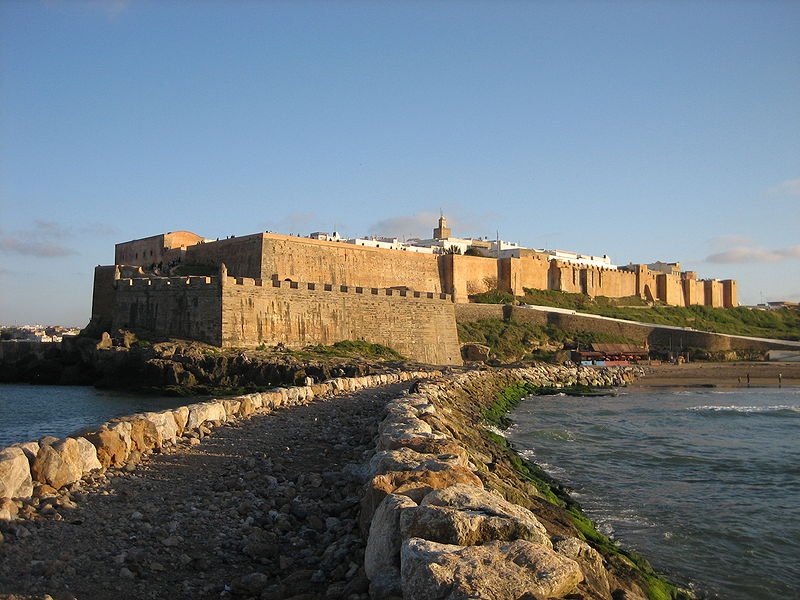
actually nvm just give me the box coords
[433,211,451,240]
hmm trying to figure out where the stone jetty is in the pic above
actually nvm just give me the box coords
[0,363,686,600]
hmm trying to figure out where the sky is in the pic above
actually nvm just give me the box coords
[1,0,799,326]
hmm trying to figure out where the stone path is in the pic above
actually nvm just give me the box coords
[0,383,410,600]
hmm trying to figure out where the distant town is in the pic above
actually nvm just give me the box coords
[0,325,81,343]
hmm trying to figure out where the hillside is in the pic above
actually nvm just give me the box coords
[471,289,800,341]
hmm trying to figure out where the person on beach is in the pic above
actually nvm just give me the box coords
[747,373,751,387]
[779,373,782,388]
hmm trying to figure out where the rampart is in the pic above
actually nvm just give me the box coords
[111,230,738,308]
[108,274,462,365]
[221,276,461,365]
[111,276,223,345]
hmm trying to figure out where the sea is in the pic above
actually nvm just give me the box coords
[0,384,192,448]
[507,386,800,600]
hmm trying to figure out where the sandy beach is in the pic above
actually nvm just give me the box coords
[630,361,800,389]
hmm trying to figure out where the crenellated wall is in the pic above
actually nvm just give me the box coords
[116,231,739,308]
[221,277,461,365]
[107,274,462,365]
[111,276,223,345]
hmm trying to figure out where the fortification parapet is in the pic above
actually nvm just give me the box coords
[228,276,452,302]
[115,275,219,290]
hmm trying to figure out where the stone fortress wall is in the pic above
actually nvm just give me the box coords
[96,226,739,366]
[105,269,462,366]
[222,277,459,365]
[115,229,737,308]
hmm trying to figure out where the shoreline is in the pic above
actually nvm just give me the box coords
[629,361,800,389]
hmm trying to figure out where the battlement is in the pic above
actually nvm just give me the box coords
[112,274,453,303]
[224,276,452,301]
[115,276,215,289]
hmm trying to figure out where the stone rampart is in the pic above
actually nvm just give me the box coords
[108,274,462,365]
[0,370,441,517]
[111,275,223,345]
[221,276,462,365]
[259,234,444,293]
[441,254,499,303]
[185,233,265,279]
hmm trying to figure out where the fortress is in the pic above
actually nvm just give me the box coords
[90,217,737,365]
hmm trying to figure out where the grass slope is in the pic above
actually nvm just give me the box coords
[457,318,639,362]
[471,288,800,341]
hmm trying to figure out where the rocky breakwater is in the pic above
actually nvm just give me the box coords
[360,364,691,600]
[0,369,437,526]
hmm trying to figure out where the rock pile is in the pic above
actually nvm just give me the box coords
[361,364,648,600]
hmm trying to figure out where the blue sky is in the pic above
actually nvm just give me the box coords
[1,0,798,325]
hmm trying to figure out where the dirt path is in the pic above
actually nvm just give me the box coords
[0,383,411,600]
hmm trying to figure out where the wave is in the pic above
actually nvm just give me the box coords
[688,405,800,415]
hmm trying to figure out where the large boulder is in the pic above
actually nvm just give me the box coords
[13,442,39,467]
[553,536,610,598]
[185,401,227,430]
[125,416,161,452]
[0,447,33,499]
[237,395,256,418]
[378,417,451,453]
[31,438,85,489]
[461,343,491,362]
[401,538,583,600]
[74,437,103,473]
[369,448,468,475]
[221,399,242,420]
[171,406,190,435]
[364,493,418,598]
[361,468,484,533]
[142,411,180,445]
[405,484,551,547]
[84,427,130,468]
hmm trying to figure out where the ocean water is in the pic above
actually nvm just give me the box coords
[507,387,800,600]
[0,384,192,447]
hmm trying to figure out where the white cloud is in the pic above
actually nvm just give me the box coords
[260,212,321,235]
[0,220,78,258]
[369,212,440,239]
[766,178,800,197]
[368,211,490,240]
[705,236,800,264]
